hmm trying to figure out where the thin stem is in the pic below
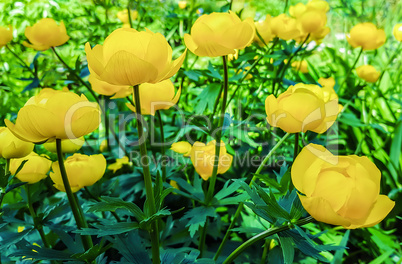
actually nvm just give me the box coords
[0,159,10,216]
[213,132,290,260]
[198,219,208,257]
[205,55,229,204]
[338,47,363,95]
[132,85,160,264]
[293,133,299,162]
[51,47,99,102]
[260,239,270,264]
[56,139,93,251]
[5,45,43,88]
[127,5,134,28]
[222,217,315,264]
[26,184,50,248]
[156,111,167,182]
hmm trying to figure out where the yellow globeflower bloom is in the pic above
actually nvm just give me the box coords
[0,25,13,48]
[5,88,100,144]
[171,141,192,156]
[23,18,69,51]
[117,9,138,24]
[178,1,187,9]
[108,156,131,173]
[291,60,308,73]
[265,83,341,133]
[306,0,330,12]
[346,23,386,50]
[289,3,307,18]
[85,28,186,87]
[292,143,395,229]
[298,9,327,34]
[0,127,34,159]
[126,79,181,116]
[190,140,233,180]
[88,74,131,98]
[254,15,274,46]
[44,137,85,153]
[393,23,402,42]
[270,14,300,41]
[50,153,106,192]
[184,11,255,57]
[318,77,335,89]
[10,152,51,184]
[356,65,381,83]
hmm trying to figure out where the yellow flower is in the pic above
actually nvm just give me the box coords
[44,137,85,153]
[289,3,307,18]
[270,14,300,41]
[346,23,386,50]
[88,74,131,98]
[178,1,187,9]
[0,25,13,48]
[108,156,130,173]
[0,127,34,159]
[318,77,335,89]
[126,79,181,116]
[184,11,255,57]
[292,143,395,229]
[117,9,138,24]
[227,49,239,61]
[22,18,69,51]
[298,9,327,34]
[254,15,274,46]
[5,88,100,144]
[171,141,192,156]
[291,60,308,73]
[50,153,106,192]
[306,0,330,12]
[99,139,108,152]
[170,180,180,189]
[190,140,233,180]
[10,152,51,184]
[356,65,381,83]
[85,28,186,86]
[393,23,402,42]
[265,83,342,133]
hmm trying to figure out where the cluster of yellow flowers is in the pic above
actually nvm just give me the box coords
[0,0,398,230]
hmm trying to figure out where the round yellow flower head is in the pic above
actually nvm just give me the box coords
[184,11,255,57]
[356,65,380,83]
[291,60,308,73]
[108,156,131,173]
[292,143,395,229]
[50,153,106,192]
[126,79,181,116]
[10,152,51,184]
[178,1,187,9]
[85,28,186,87]
[265,83,342,133]
[44,137,85,153]
[318,77,335,89]
[190,140,233,180]
[117,9,138,24]
[5,88,101,144]
[393,23,402,42]
[306,0,330,13]
[298,9,327,34]
[346,23,386,50]
[88,74,131,98]
[289,3,307,18]
[270,14,300,41]
[171,141,192,156]
[0,127,34,159]
[0,25,13,48]
[23,18,69,51]
[254,15,274,46]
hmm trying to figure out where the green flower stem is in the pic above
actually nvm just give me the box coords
[132,85,160,264]
[50,47,99,102]
[84,187,122,222]
[55,139,93,251]
[198,218,208,257]
[272,34,310,96]
[156,111,167,182]
[25,184,50,248]
[127,5,134,29]
[213,132,290,260]
[338,47,363,95]
[293,133,299,162]
[222,216,315,264]
[260,239,270,264]
[5,45,43,88]
[0,159,11,214]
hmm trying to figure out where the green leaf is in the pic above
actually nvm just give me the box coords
[76,222,139,237]
[331,230,350,264]
[278,235,295,264]
[206,62,222,80]
[0,227,33,250]
[180,206,217,237]
[194,83,221,114]
[139,208,171,229]
[110,231,152,264]
[87,196,145,222]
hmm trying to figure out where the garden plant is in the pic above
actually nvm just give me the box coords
[0,0,401,263]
